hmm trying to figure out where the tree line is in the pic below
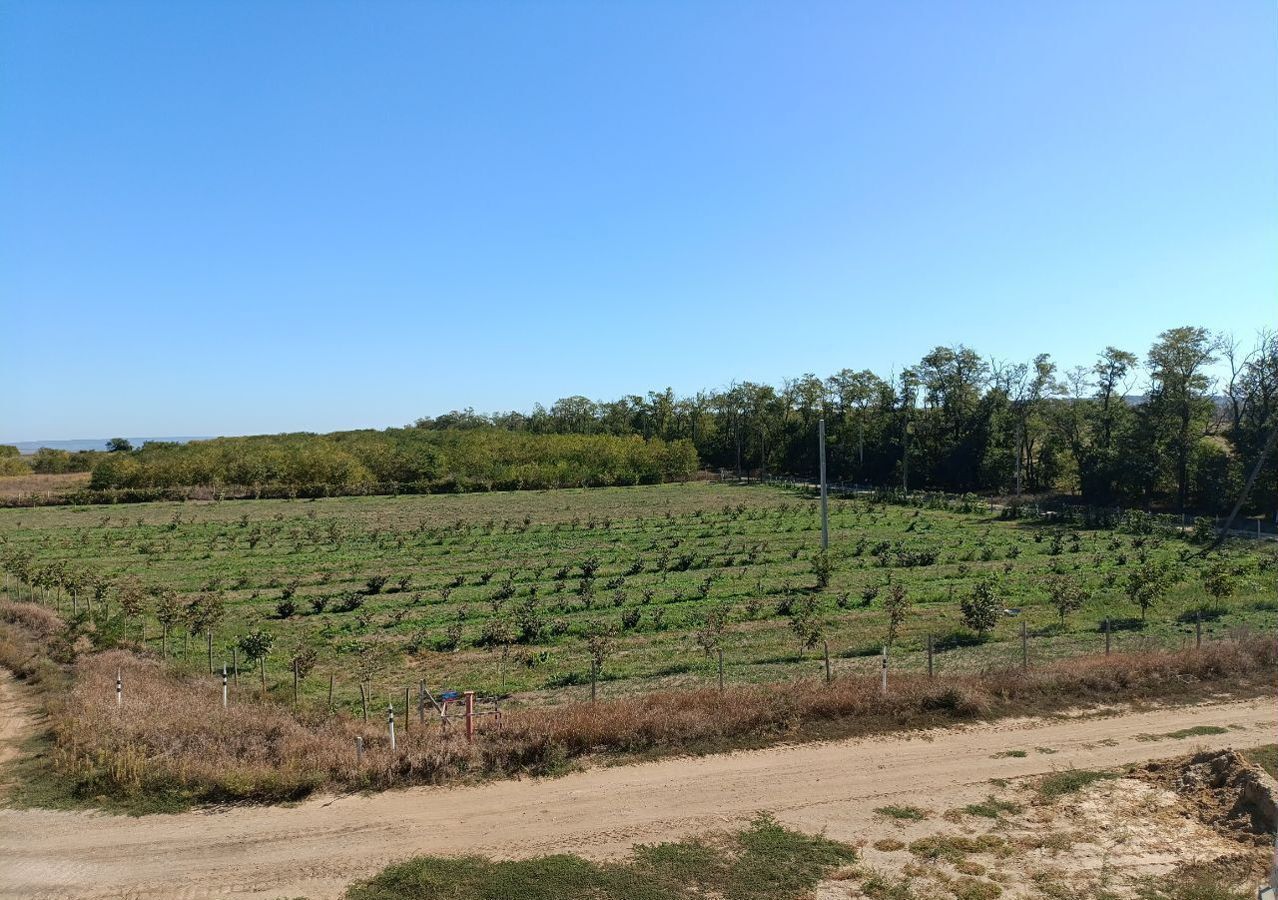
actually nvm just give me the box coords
[84,428,697,494]
[0,445,101,477]
[413,326,1277,516]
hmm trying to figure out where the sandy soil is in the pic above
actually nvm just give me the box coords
[0,674,27,771]
[0,672,1273,900]
[818,748,1278,899]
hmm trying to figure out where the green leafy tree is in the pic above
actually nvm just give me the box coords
[184,591,225,670]
[288,643,319,705]
[1125,560,1167,621]
[1200,560,1235,612]
[513,591,545,644]
[238,629,276,694]
[151,588,183,657]
[883,583,911,647]
[115,575,146,628]
[1144,327,1219,513]
[787,594,823,652]
[1042,575,1089,625]
[961,577,1001,638]
[694,603,733,657]
[811,550,832,590]
[585,620,617,702]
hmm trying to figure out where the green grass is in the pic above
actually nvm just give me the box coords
[961,796,1022,818]
[874,804,929,821]
[1037,769,1119,800]
[344,814,857,900]
[2,481,1275,710]
[860,871,916,900]
[906,834,1006,863]
[991,749,1027,758]
[1137,871,1255,900]
[951,877,1003,900]
[1244,744,1278,779]
[1135,725,1230,742]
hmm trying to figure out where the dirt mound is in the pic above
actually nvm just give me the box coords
[1143,749,1278,839]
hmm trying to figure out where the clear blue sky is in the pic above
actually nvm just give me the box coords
[2,1,1274,441]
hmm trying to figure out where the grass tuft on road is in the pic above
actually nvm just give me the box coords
[344,815,857,900]
[1037,768,1119,801]
[961,796,1022,818]
[874,804,929,821]
[1136,725,1230,742]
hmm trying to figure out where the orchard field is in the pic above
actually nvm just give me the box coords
[1,482,1274,711]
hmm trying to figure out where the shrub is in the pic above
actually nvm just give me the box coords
[1201,560,1235,610]
[812,550,832,589]
[883,584,911,647]
[1037,769,1118,801]
[1042,575,1088,624]
[336,593,365,613]
[960,578,1001,637]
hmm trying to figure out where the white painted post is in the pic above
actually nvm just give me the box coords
[880,646,888,696]
[222,664,228,708]
[356,735,364,765]
[116,668,122,706]
[388,703,396,751]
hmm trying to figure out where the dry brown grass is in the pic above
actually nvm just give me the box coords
[0,471,90,499]
[0,601,71,685]
[20,632,1274,810]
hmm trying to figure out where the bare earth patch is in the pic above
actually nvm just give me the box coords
[818,749,1278,900]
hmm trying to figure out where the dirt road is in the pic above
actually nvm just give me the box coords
[0,678,1274,900]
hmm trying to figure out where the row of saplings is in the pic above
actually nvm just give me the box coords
[0,540,1252,699]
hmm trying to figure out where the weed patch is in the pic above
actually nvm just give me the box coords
[1136,725,1229,742]
[875,805,928,821]
[961,796,1021,818]
[1037,769,1119,801]
[344,814,856,900]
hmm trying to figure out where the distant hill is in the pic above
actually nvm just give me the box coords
[4,437,209,455]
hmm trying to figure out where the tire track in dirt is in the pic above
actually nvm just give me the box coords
[0,684,1273,900]
[0,672,36,782]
